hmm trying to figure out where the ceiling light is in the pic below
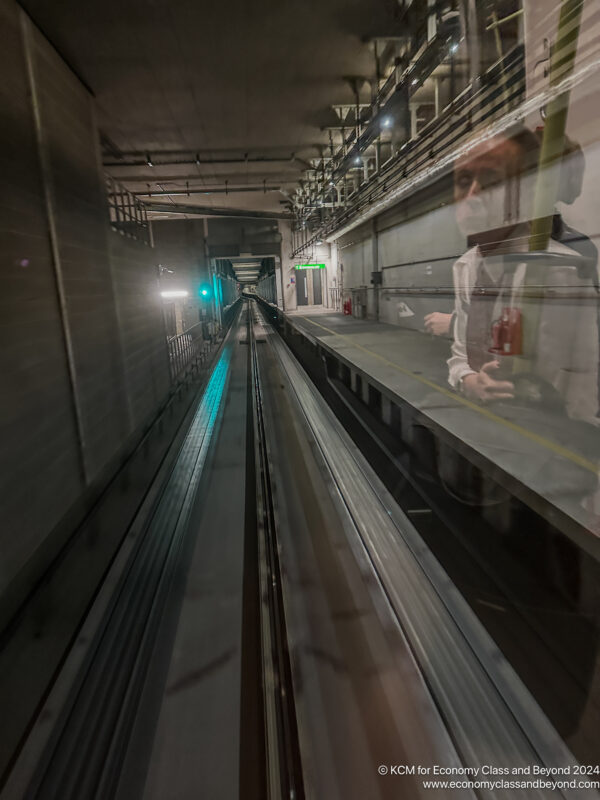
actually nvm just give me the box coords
[161,290,188,298]
[411,79,418,86]
[381,117,392,128]
[354,156,362,165]
[146,153,153,167]
[195,153,201,166]
[450,42,459,54]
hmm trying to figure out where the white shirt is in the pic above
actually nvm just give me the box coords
[447,240,599,420]
[447,246,482,391]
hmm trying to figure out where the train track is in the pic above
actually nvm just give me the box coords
[2,300,592,800]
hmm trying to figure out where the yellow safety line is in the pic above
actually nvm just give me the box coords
[299,315,599,475]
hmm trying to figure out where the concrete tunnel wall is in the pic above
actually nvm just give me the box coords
[1,0,172,599]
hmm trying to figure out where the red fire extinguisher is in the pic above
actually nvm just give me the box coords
[490,307,522,356]
[343,298,352,316]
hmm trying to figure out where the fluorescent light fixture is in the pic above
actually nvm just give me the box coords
[161,290,188,298]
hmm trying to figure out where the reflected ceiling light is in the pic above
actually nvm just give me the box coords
[161,290,188,298]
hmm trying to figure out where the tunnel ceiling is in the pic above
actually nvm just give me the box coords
[20,0,404,218]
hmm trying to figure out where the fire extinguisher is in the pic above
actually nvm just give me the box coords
[490,307,522,356]
[343,298,352,316]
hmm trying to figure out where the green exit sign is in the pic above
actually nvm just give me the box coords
[295,263,325,270]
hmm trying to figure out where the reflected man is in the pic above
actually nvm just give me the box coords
[446,126,598,418]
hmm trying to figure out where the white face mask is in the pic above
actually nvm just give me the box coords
[455,196,489,237]
[455,185,509,238]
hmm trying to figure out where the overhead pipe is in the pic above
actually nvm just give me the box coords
[302,8,460,215]
[331,13,460,184]
[134,185,282,197]
[143,201,292,220]
[112,173,298,184]
[104,154,301,168]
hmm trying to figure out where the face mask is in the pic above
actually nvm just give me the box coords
[455,196,489,237]
[455,185,509,238]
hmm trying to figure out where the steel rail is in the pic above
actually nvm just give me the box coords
[256,302,593,800]
[249,305,305,800]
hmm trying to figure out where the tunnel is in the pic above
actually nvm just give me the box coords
[2,1,600,798]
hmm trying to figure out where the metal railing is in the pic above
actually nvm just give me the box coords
[105,175,153,246]
[167,322,213,382]
[329,287,342,311]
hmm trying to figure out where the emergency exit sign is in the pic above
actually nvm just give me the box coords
[295,263,325,270]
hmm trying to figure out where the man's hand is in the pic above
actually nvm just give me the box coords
[461,361,515,403]
[424,312,452,336]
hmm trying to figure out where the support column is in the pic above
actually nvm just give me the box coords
[371,218,380,321]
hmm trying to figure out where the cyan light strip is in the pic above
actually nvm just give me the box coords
[154,346,232,530]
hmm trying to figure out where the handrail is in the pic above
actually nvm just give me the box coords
[167,322,211,382]
[105,174,152,246]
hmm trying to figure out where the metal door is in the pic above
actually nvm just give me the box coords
[312,269,323,305]
[296,270,308,305]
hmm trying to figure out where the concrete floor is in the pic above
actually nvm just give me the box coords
[286,311,600,557]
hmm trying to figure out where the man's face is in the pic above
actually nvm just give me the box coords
[453,136,522,237]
